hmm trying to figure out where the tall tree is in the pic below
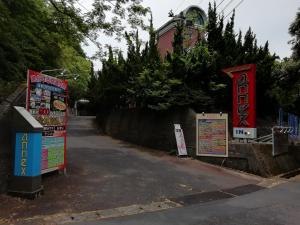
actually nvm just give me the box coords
[172,20,184,56]
[289,8,300,60]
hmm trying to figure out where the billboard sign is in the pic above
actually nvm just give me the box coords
[196,113,228,157]
[223,64,257,139]
[26,69,68,174]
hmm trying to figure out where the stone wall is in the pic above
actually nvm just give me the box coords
[0,85,26,193]
[100,108,300,177]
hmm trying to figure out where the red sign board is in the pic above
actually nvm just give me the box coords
[223,64,256,139]
[26,69,68,173]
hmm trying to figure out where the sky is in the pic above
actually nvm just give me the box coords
[80,0,300,70]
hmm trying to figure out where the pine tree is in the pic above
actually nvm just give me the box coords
[88,61,96,90]
[147,13,160,67]
[223,11,237,66]
[289,8,300,60]
[243,27,256,59]
[172,21,184,56]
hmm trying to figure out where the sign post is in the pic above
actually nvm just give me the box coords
[26,69,68,174]
[223,64,257,139]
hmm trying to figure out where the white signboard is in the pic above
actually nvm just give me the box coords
[196,113,228,157]
[174,124,188,156]
[233,127,257,139]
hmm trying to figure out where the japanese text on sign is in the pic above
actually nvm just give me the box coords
[196,114,228,157]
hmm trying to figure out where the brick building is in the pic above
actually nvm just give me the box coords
[157,5,207,58]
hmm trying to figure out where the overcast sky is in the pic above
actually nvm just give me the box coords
[80,0,299,70]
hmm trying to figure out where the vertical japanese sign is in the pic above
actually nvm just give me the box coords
[196,114,228,157]
[174,124,188,156]
[223,64,257,139]
[26,69,68,174]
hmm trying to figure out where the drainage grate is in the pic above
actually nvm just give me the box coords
[170,191,233,206]
[171,184,265,206]
[222,184,265,196]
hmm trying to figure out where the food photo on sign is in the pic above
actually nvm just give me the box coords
[27,69,68,173]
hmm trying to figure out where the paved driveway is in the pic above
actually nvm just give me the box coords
[0,116,260,224]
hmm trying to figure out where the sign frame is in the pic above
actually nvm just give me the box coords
[196,113,229,157]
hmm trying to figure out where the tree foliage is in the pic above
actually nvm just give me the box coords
[90,2,281,118]
[0,0,92,102]
[0,0,149,102]
[289,8,300,60]
[268,8,300,113]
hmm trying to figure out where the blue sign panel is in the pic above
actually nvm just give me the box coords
[14,133,42,177]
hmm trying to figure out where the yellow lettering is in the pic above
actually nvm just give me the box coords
[20,133,28,176]
[21,133,28,142]
[21,158,27,167]
[21,167,26,176]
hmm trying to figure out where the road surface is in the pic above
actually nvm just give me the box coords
[0,116,267,224]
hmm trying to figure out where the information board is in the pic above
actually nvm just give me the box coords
[196,114,228,157]
[26,69,68,174]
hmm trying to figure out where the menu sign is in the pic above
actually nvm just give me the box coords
[196,114,228,157]
[26,69,68,173]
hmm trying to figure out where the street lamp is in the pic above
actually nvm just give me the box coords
[56,73,80,81]
[40,68,79,80]
[40,68,66,76]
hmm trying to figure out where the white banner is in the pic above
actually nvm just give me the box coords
[174,124,188,156]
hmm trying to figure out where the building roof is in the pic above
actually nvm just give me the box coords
[157,5,207,37]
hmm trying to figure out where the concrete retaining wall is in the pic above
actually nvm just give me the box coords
[198,143,300,177]
[99,108,300,177]
[101,108,196,151]
[0,85,26,193]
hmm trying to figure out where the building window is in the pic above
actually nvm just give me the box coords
[186,8,204,26]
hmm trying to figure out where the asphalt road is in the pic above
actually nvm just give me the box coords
[0,116,263,224]
[78,179,300,225]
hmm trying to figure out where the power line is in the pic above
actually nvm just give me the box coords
[217,0,227,8]
[197,0,204,6]
[174,0,186,13]
[75,0,89,12]
[224,0,245,19]
[106,0,116,7]
[220,0,236,14]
